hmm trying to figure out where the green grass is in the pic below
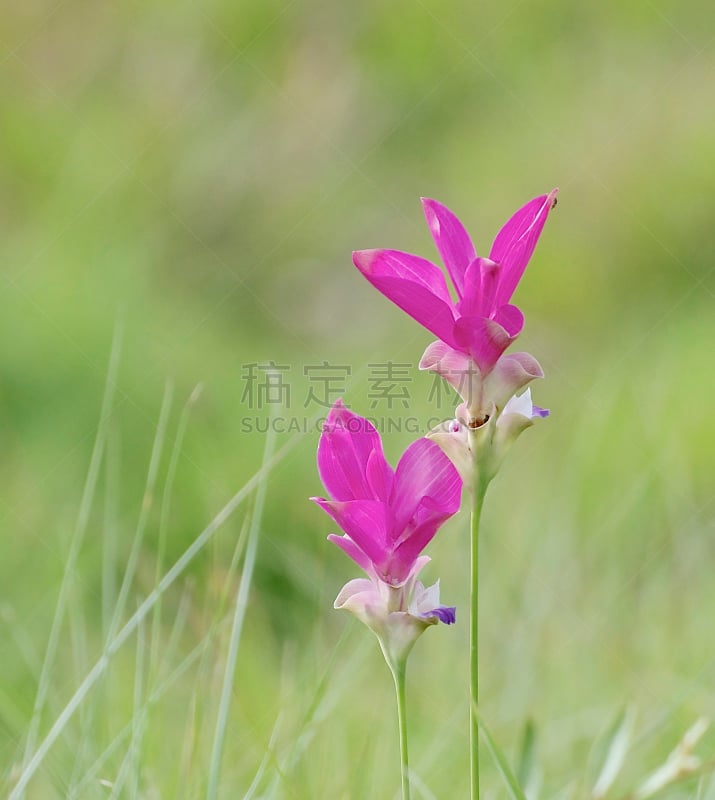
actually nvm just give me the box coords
[2,314,713,797]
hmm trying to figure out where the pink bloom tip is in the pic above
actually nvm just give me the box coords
[312,400,463,585]
[353,190,557,375]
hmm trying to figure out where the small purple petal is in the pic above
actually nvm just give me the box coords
[427,605,456,625]
[532,405,549,418]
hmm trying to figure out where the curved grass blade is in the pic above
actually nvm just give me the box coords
[207,415,277,800]
[591,706,634,798]
[475,708,526,800]
[517,718,540,799]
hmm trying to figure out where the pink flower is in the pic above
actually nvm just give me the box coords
[311,400,462,587]
[353,190,557,376]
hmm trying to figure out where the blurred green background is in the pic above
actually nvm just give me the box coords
[2,0,714,796]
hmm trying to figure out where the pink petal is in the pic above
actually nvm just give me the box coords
[390,498,456,579]
[419,340,478,398]
[353,248,453,304]
[334,577,376,610]
[453,316,517,375]
[489,189,558,307]
[492,304,524,338]
[381,555,434,591]
[353,249,458,346]
[421,198,476,298]
[317,400,390,502]
[406,555,432,582]
[390,438,462,537]
[409,491,462,538]
[419,340,464,372]
[365,449,393,502]
[483,352,544,412]
[327,534,373,572]
[457,258,501,318]
[334,578,384,625]
[314,498,389,569]
[427,425,473,485]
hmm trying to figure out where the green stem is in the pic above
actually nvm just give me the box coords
[470,486,483,800]
[468,454,489,800]
[391,660,411,800]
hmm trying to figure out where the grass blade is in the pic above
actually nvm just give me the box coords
[475,709,527,800]
[517,718,540,799]
[9,423,302,799]
[207,416,277,799]
[107,380,173,642]
[149,383,202,680]
[19,322,122,793]
[591,707,634,798]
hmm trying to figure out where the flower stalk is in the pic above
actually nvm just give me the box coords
[468,427,490,800]
[388,657,411,800]
[469,489,483,800]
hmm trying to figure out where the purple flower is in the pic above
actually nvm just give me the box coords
[312,400,462,587]
[353,191,556,374]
